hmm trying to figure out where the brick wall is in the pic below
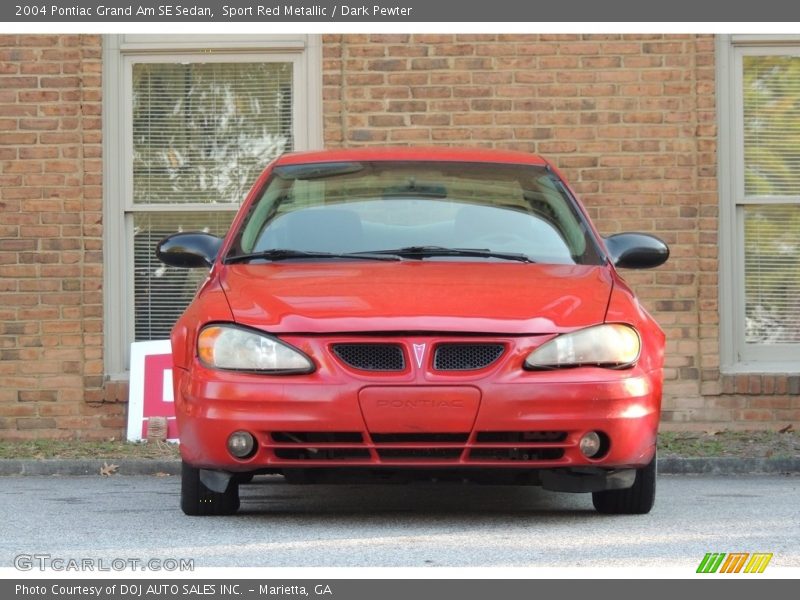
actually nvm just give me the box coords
[0,34,125,440]
[322,33,797,429]
[0,34,796,439]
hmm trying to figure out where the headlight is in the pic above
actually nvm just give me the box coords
[197,325,314,373]
[524,324,641,369]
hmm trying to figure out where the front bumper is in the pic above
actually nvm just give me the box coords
[174,335,661,476]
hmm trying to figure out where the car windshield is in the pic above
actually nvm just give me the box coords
[228,161,603,265]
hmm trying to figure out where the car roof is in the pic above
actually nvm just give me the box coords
[274,146,550,167]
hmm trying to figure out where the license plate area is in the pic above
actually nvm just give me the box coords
[358,386,481,433]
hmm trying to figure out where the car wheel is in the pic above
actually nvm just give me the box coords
[181,461,240,516]
[591,453,656,515]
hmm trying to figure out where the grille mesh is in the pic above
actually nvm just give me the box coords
[476,431,567,443]
[264,430,569,464]
[371,433,469,443]
[332,344,405,371]
[377,448,463,460]
[434,344,505,371]
[469,448,565,461]
[271,432,363,444]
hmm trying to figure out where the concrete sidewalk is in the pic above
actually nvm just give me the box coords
[0,457,798,476]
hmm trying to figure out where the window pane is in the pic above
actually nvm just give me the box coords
[233,162,599,265]
[132,62,293,205]
[131,60,294,343]
[133,211,235,341]
[743,55,800,197]
[744,204,800,343]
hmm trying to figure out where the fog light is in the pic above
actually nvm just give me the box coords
[579,431,602,458]
[227,431,256,458]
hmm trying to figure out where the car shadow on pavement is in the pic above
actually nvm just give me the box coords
[236,477,595,517]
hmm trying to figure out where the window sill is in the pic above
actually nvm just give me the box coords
[721,362,800,375]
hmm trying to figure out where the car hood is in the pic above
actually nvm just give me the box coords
[220,262,613,334]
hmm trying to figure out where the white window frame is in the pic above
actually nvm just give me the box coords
[718,34,800,373]
[103,34,323,379]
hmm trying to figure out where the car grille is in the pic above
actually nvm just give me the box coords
[262,431,568,465]
[332,343,405,371]
[433,343,505,371]
[269,432,371,460]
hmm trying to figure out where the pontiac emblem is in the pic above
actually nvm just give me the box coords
[412,343,426,368]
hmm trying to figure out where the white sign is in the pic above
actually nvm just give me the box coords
[126,339,179,442]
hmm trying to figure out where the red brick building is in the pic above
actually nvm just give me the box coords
[1,34,798,439]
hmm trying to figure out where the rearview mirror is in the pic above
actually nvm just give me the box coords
[155,232,223,269]
[604,233,669,269]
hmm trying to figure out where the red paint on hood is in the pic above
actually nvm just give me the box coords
[220,262,612,334]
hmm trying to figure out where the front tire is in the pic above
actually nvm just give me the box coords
[592,453,656,515]
[181,461,240,516]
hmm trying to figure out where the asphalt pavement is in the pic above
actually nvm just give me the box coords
[2,456,799,476]
[1,473,797,569]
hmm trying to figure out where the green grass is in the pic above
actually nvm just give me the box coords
[0,430,796,460]
[0,439,180,460]
[658,429,799,459]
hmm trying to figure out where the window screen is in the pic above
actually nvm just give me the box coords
[743,205,800,343]
[741,56,800,346]
[131,61,293,341]
[133,211,233,341]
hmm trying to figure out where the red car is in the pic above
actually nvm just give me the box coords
[156,147,668,516]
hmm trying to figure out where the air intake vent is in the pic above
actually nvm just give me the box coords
[332,344,405,371]
[433,344,505,371]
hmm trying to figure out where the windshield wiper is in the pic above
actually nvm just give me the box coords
[226,247,535,264]
[224,249,401,264]
[362,246,536,263]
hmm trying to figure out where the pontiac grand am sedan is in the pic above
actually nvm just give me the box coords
[156,147,669,516]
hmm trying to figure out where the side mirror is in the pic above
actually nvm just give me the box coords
[156,232,223,269]
[605,233,669,269]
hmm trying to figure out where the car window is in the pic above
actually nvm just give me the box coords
[233,161,603,265]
